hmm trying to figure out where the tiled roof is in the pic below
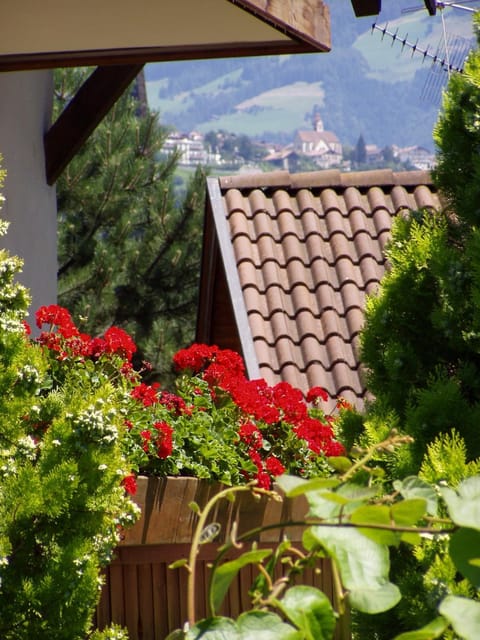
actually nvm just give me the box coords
[296,130,340,144]
[201,168,442,411]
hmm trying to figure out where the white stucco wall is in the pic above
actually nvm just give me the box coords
[0,70,57,319]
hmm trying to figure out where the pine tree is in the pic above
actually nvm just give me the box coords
[354,134,367,164]
[55,68,206,385]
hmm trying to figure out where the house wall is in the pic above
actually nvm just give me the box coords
[0,70,57,319]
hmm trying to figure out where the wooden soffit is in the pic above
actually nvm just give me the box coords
[0,0,330,72]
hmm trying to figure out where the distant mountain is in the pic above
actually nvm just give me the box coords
[145,0,479,152]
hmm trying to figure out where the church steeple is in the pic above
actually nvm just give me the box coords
[313,112,324,132]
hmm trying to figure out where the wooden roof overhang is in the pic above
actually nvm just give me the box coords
[0,0,331,185]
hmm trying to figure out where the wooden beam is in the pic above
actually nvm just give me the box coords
[0,40,318,73]
[349,0,381,16]
[232,0,331,52]
[44,63,143,185]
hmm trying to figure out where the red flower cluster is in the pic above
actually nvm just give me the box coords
[175,343,346,488]
[35,304,137,363]
[33,305,347,492]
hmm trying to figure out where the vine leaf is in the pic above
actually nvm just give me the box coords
[236,611,302,639]
[275,585,336,640]
[440,477,480,528]
[350,505,399,546]
[276,474,339,497]
[310,526,400,614]
[393,476,438,516]
[210,549,272,615]
[449,528,480,587]
[186,612,302,639]
[186,616,239,639]
[439,595,480,639]
[392,615,448,639]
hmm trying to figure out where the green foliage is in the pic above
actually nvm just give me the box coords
[351,19,480,638]
[0,173,134,638]
[55,68,206,386]
[164,438,480,640]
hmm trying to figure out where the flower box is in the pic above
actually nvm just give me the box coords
[96,476,349,640]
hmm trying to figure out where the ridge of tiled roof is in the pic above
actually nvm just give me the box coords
[203,169,442,411]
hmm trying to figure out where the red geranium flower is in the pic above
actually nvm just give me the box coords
[154,421,173,459]
[121,474,137,496]
[131,382,160,407]
[306,386,329,404]
[265,456,286,477]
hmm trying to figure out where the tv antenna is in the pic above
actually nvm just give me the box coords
[402,1,478,15]
[372,1,478,103]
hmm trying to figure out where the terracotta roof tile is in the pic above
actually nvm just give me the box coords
[206,169,442,410]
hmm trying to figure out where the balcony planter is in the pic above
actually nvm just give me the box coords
[96,476,344,640]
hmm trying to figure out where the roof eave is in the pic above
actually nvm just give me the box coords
[200,176,261,380]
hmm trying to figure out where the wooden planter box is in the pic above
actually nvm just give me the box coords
[96,476,349,640]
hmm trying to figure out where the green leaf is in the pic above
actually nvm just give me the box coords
[350,505,399,546]
[188,501,201,515]
[236,611,302,639]
[449,528,480,587]
[186,612,301,640]
[393,477,438,516]
[306,483,378,520]
[210,549,272,614]
[186,617,239,639]
[393,616,448,639]
[310,526,400,614]
[276,586,336,640]
[326,456,352,473]
[440,477,480,528]
[439,595,480,639]
[165,630,187,640]
[399,531,422,546]
[349,583,402,614]
[276,474,339,497]
[391,499,427,526]
[168,558,189,570]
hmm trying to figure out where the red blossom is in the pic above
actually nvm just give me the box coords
[306,386,329,404]
[158,391,189,416]
[154,421,173,459]
[323,440,346,456]
[231,379,280,424]
[35,304,78,337]
[173,343,219,373]
[140,429,152,452]
[22,320,31,336]
[265,456,286,477]
[336,397,353,411]
[294,416,336,454]
[256,471,271,490]
[103,326,137,361]
[121,474,137,495]
[272,381,307,424]
[238,421,263,450]
[131,382,160,407]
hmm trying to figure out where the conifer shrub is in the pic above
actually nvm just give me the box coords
[0,165,136,639]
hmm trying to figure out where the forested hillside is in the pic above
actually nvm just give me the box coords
[145,0,477,151]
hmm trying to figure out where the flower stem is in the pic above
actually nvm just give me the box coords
[186,483,257,627]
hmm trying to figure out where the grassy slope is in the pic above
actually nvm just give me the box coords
[145,4,478,150]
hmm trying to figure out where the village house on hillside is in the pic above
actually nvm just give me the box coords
[392,145,436,171]
[293,113,343,169]
[163,130,221,166]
